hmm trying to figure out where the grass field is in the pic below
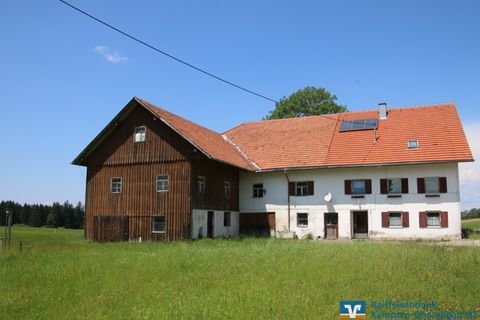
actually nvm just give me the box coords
[462,219,480,239]
[1,226,479,319]
[462,218,480,230]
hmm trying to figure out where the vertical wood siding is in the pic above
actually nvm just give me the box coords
[84,106,194,241]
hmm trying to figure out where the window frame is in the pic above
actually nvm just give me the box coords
[297,213,308,228]
[224,181,231,199]
[425,177,440,194]
[111,177,122,193]
[197,176,206,194]
[426,211,441,228]
[224,212,231,227]
[156,175,169,192]
[134,126,146,143]
[295,182,308,196]
[152,216,166,233]
[388,212,402,228]
[253,183,264,198]
[351,179,366,195]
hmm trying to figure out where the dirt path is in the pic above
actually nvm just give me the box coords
[462,217,480,223]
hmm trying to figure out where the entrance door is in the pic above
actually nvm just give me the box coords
[207,211,214,238]
[324,212,338,239]
[353,211,368,239]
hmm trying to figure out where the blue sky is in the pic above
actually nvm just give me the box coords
[1,0,479,209]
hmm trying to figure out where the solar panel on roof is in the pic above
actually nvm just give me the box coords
[339,118,378,132]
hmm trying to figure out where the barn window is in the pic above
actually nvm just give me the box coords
[197,176,206,193]
[156,175,169,192]
[253,183,264,198]
[111,177,122,193]
[152,216,166,233]
[224,181,231,199]
[224,212,231,227]
[297,213,308,227]
[134,126,146,142]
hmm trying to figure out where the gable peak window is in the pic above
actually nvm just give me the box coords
[253,183,264,198]
[134,126,146,143]
[111,177,122,193]
[156,175,169,192]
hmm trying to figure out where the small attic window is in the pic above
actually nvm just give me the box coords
[134,126,146,142]
[340,118,378,132]
[408,139,419,149]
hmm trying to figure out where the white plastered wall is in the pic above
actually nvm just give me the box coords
[239,163,462,240]
[191,209,239,239]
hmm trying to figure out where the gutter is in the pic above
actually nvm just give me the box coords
[283,168,291,232]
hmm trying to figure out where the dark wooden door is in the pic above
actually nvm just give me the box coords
[353,211,368,238]
[324,212,338,239]
[94,216,129,242]
[207,211,214,238]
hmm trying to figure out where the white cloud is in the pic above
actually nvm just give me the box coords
[459,122,480,209]
[94,46,128,63]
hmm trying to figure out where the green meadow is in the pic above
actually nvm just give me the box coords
[1,226,479,319]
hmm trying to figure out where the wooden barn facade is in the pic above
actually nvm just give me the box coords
[73,98,250,241]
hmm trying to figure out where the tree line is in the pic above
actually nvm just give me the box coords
[461,208,480,220]
[0,201,84,229]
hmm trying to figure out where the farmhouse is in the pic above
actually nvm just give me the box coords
[73,97,473,241]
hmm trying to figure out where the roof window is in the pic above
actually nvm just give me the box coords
[408,139,419,149]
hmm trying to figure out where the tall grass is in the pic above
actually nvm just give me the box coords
[1,226,479,319]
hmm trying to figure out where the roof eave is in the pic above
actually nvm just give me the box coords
[254,158,474,173]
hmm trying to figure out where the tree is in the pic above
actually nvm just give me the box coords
[264,86,347,120]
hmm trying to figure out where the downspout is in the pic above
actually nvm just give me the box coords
[284,168,291,232]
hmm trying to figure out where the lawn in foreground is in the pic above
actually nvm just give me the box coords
[1,226,479,319]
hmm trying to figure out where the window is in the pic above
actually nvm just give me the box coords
[380,178,408,195]
[382,212,409,228]
[197,176,206,194]
[296,182,308,196]
[156,175,169,192]
[253,183,264,198]
[289,181,314,196]
[408,139,419,149]
[152,216,166,233]
[224,212,231,227]
[345,179,372,195]
[425,177,440,194]
[297,213,308,227]
[134,126,146,142]
[111,177,122,193]
[417,177,447,194]
[427,212,440,227]
[389,212,402,227]
[352,180,366,195]
[420,211,448,228]
[224,181,231,199]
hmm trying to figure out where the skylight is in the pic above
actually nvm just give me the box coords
[339,118,378,132]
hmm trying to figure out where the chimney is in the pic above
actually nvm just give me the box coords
[378,102,387,120]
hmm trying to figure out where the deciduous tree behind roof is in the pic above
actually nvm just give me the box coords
[264,86,347,120]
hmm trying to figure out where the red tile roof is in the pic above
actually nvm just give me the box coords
[136,98,254,170]
[225,103,473,170]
